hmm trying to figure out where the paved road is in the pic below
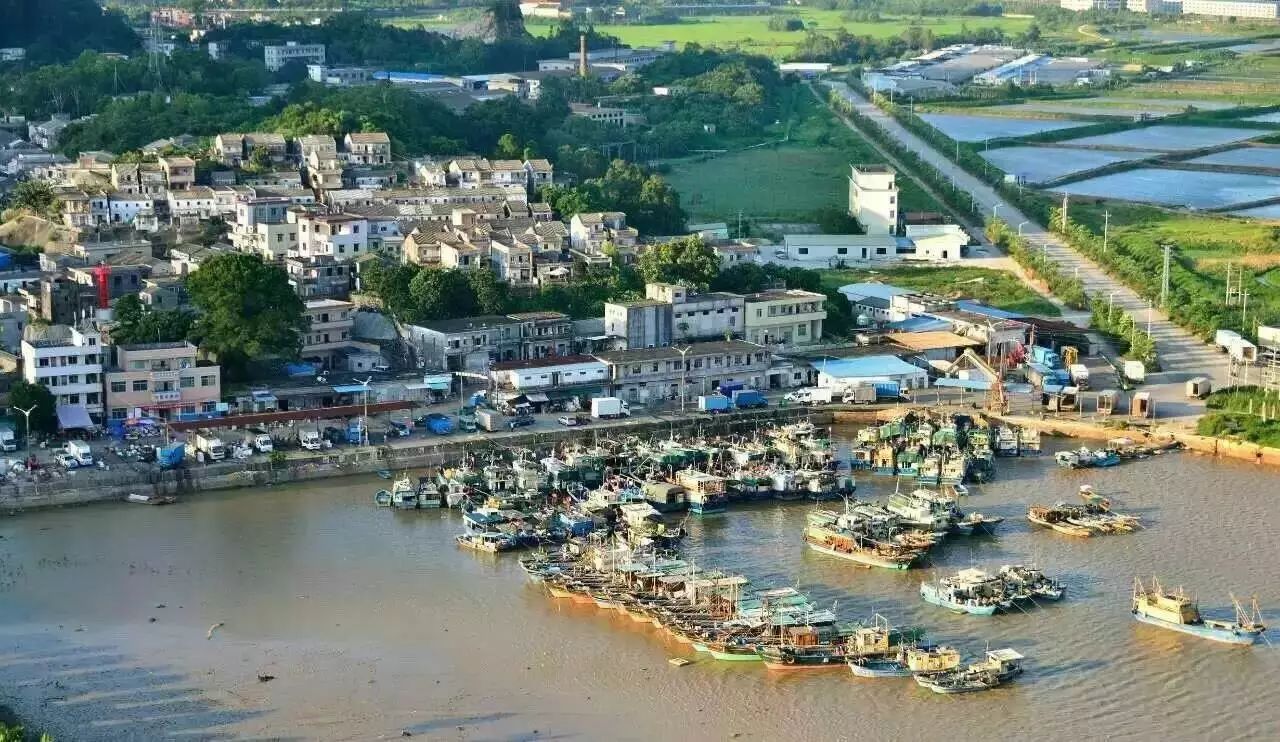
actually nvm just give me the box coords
[824,82,1230,423]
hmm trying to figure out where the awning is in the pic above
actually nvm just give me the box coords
[56,404,94,431]
[425,380,451,391]
[933,378,992,391]
[332,384,370,394]
[525,392,550,403]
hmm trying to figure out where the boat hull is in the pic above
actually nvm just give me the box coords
[920,587,999,616]
[1132,611,1263,645]
[848,660,912,678]
[804,539,913,571]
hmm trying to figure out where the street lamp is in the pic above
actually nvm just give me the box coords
[674,346,692,413]
[992,203,1003,219]
[1017,221,1029,236]
[16,404,36,466]
[358,376,372,446]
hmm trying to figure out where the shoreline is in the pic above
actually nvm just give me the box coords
[4,404,1276,514]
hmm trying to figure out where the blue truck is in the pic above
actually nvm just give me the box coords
[156,442,185,469]
[346,420,365,444]
[425,413,454,435]
[730,389,768,409]
[1030,345,1062,369]
[697,394,732,413]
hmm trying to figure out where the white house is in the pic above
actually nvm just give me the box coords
[778,234,899,264]
[849,164,899,235]
[21,323,106,421]
[904,224,970,262]
[490,356,609,392]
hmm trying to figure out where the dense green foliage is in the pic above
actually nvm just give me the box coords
[0,0,137,64]
[986,218,1088,310]
[1197,387,1280,447]
[110,295,195,346]
[1089,295,1158,367]
[185,254,307,377]
[1,180,59,220]
[542,161,687,235]
[8,380,58,435]
[636,236,719,288]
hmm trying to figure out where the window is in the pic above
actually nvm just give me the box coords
[202,375,215,387]
[111,407,127,420]
[837,248,847,256]
[86,393,98,405]
[132,380,148,392]
[182,405,197,415]
[798,325,808,337]
[798,247,808,255]
[67,394,80,404]
[110,381,126,393]
[181,376,195,388]
[131,360,146,370]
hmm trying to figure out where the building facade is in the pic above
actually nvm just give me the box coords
[742,290,827,346]
[104,341,220,422]
[848,164,899,235]
[604,298,672,349]
[21,324,105,420]
[265,42,326,71]
[593,341,771,403]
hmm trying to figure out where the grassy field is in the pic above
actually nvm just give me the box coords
[818,266,1062,317]
[664,92,941,224]
[527,11,1033,59]
[1197,387,1280,446]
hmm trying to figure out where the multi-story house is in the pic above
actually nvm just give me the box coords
[645,283,745,342]
[300,134,344,190]
[291,211,369,262]
[508,311,573,359]
[490,355,609,396]
[299,299,372,369]
[244,133,288,164]
[604,298,672,349]
[343,132,391,166]
[489,236,534,287]
[406,315,523,372]
[489,160,529,187]
[229,197,296,258]
[287,256,353,299]
[742,289,827,346]
[592,340,771,403]
[525,159,554,190]
[213,133,246,167]
[108,193,157,227]
[848,164,899,235]
[104,341,220,422]
[167,186,218,225]
[110,162,167,196]
[158,155,195,190]
[21,323,105,420]
[264,42,326,72]
[569,212,638,263]
[60,192,110,228]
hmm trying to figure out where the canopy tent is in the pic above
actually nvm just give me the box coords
[56,404,95,431]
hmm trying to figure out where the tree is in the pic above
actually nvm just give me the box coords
[110,294,194,346]
[637,236,720,288]
[495,133,523,160]
[8,380,58,436]
[467,269,510,315]
[408,268,477,322]
[186,253,307,376]
[4,179,59,219]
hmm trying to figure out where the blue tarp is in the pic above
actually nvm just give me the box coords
[884,317,951,333]
[818,356,927,380]
[56,404,94,430]
[934,377,993,391]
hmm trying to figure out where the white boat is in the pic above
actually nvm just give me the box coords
[391,476,417,509]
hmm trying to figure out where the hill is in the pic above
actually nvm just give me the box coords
[0,0,139,63]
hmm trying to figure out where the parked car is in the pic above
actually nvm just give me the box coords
[558,414,589,427]
[507,414,536,431]
[55,453,78,469]
[387,421,412,438]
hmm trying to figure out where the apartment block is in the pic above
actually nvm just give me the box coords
[21,323,105,420]
[742,289,827,346]
[593,340,771,403]
[264,42,326,72]
[105,341,220,422]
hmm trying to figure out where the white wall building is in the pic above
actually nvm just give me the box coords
[848,165,899,235]
[1178,0,1278,17]
[264,42,326,72]
[1059,0,1122,10]
[21,324,106,420]
[491,356,609,391]
[290,211,369,261]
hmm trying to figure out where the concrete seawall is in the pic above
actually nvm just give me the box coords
[0,407,825,512]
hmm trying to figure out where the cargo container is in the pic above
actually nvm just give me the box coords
[1215,329,1242,352]
[783,387,834,404]
[1229,339,1257,363]
[591,397,630,419]
[731,389,768,409]
[476,409,504,432]
[841,386,877,405]
[1123,360,1145,383]
[157,442,185,469]
[1030,345,1062,368]
[697,395,732,413]
[1068,364,1090,390]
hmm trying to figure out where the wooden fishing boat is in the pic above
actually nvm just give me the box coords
[1027,505,1093,537]
[848,644,961,679]
[920,569,1008,616]
[914,648,1024,693]
[455,532,517,553]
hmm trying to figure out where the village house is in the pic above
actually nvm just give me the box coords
[593,340,772,403]
[104,341,221,423]
[742,289,827,346]
[343,132,391,166]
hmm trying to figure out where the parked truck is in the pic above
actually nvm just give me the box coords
[731,389,768,409]
[156,442,185,469]
[476,409,502,432]
[1215,329,1242,352]
[65,440,94,467]
[841,386,877,405]
[188,433,226,462]
[0,424,16,453]
[246,427,274,453]
[783,387,834,405]
[697,394,732,413]
[298,429,323,451]
[591,397,631,419]
[1230,339,1257,363]
[346,420,365,445]
[1030,345,1062,369]
[1068,364,1090,390]
[457,406,478,433]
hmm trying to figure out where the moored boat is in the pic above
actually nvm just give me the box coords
[1131,577,1266,645]
[1027,505,1093,537]
[914,649,1024,694]
[455,531,517,553]
[920,569,1007,615]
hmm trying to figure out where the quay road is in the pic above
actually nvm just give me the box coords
[823,81,1229,423]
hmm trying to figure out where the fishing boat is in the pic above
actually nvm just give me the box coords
[677,470,729,515]
[390,476,417,509]
[642,481,688,513]
[848,644,961,679]
[416,476,442,508]
[920,569,1008,615]
[1027,505,1093,537]
[940,454,968,486]
[1131,577,1266,645]
[373,489,392,507]
[1018,428,1042,454]
[914,649,1024,694]
[803,513,922,570]
[998,565,1065,601]
[886,488,956,533]
[455,531,517,553]
[125,493,177,505]
[951,512,1004,536]
[993,426,1020,457]
[916,454,942,486]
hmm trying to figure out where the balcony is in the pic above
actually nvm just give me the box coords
[150,368,180,381]
[152,390,182,403]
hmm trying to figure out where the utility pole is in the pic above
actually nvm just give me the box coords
[737,210,743,239]
[1102,210,1110,253]
[674,346,691,414]
[1160,244,1171,308]
[359,376,372,446]
[16,404,36,467]
[1242,290,1249,327]
[1060,194,1069,227]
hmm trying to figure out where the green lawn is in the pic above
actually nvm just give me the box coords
[664,91,940,224]
[1197,387,1280,446]
[818,266,1062,317]
[528,11,1033,59]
